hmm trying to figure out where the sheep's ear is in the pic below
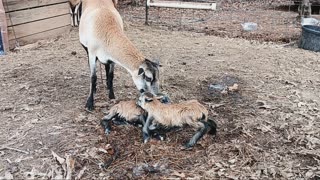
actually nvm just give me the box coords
[138,68,144,76]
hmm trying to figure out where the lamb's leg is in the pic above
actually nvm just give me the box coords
[142,116,154,143]
[105,61,115,99]
[101,113,117,135]
[112,117,128,126]
[185,121,208,148]
[85,49,97,111]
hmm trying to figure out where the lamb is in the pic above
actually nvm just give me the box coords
[137,92,217,148]
[100,93,171,140]
[79,0,160,111]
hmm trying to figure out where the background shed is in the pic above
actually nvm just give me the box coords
[2,0,71,51]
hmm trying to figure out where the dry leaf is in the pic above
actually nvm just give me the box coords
[172,170,186,178]
[76,166,87,180]
[66,155,75,180]
[4,171,13,180]
[98,148,108,154]
[215,163,223,168]
[305,170,314,178]
[104,144,112,150]
[24,168,47,179]
[107,148,115,155]
[52,151,65,165]
[228,159,236,164]
[256,100,272,109]
[228,83,239,92]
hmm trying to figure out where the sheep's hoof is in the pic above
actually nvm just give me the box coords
[109,93,115,99]
[85,101,94,111]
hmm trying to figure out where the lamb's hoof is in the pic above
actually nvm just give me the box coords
[100,120,111,135]
[181,143,193,150]
[104,129,111,135]
[143,133,150,144]
[152,134,166,141]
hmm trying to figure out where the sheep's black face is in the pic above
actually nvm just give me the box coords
[136,59,160,95]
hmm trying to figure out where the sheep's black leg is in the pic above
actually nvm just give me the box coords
[105,61,115,99]
[78,2,82,18]
[76,2,82,26]
[86,71,97,111]
[84,46,97,111]
[70,4,76,27]
[185,121,208,148]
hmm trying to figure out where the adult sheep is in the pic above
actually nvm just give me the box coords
[79,0,160,111]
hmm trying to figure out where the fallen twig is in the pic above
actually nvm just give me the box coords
[0,146,29,154]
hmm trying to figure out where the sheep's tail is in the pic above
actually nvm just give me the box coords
[207,119,217,135]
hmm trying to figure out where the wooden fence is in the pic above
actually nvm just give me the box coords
[3,0,71,50]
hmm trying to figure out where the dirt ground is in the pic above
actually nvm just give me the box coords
[120,1,306,43]
[1,20,320,179]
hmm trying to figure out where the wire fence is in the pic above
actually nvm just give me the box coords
[118,0,320,42]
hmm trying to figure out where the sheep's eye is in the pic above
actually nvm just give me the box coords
[145,76,152,82]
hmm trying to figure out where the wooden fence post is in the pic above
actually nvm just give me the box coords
[0,0,9,53]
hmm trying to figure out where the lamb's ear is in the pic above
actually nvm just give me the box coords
[138,68,145,76]
[155,95,164,100]
[145,96,153,102]
[156,94,170,104]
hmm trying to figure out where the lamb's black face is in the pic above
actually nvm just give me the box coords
[137,92,154,108]
[137,92,170,109]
